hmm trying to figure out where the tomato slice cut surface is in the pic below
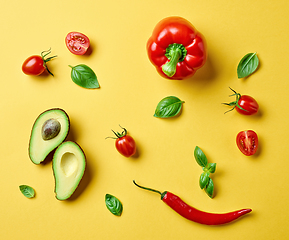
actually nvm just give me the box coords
[236,130,258,156]
[65,32,90,55]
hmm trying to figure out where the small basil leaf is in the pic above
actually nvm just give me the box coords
[154,96,184,118]
[205,178,214,198]
[237,52,259,78]
[69,64,100,89]
[204,163,216,173]
[199,172,210,189]
[19,185,35,198]
[194,146,208,167]
[105,194,123,216]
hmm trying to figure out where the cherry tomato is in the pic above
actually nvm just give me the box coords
[22,49,56,76]
[65,32,90,55]
[22,56,45,76]
[107,126,136,158]
[236,95,259,115]
[115,134,136,157]
[224,88,259,115]
[236,130,258,156]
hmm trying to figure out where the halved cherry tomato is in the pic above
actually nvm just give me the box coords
[224,88,259,115]
[65,32,90,55]
[236,130,258,156]
[22,49,56,76]
[107,126,136,158]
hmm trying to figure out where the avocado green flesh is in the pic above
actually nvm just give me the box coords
[29,109,70,164]
[53,141,86,200]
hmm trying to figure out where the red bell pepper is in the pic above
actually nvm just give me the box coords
[147,16,207,80]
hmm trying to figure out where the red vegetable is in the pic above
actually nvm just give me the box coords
[224,88,259,115]
[147,16,207,80]
[65,32,90,55]
[236,130,258,156]
[107,126,136,158]
[236,95,259,115]
[133,180,252,225]
[22,49,57,76]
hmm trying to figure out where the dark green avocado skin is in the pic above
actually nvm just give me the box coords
[28,108,70,164]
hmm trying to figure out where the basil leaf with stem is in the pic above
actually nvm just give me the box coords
[203,163,216,174]
[19,185,35,198]
[194,146,208,168]
[237,52,259,78]
[154,96,184,118]
[199,172,210,189]
[105,194,123,216]
[205,178,214,198]
[69,64,100,89]
[194,146,216,198]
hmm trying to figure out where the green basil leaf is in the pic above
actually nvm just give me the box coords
[237,52,259,78]
[194,146,208,167]
[154,96,184,118]
[69,64,100,89]
[204,163,216,174]
[19,185,35,198]
[105,194,123,216]
[199,172,210,189]
[205,178,214,198]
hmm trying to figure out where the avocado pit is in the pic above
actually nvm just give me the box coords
[42,118,61,140]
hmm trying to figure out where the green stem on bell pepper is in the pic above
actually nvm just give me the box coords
[162,43,187,77]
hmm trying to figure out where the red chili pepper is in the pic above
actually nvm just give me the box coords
[147,16,207,80]
[133,180,252,225]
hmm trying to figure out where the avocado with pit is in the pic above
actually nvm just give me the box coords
[29,108,70,164]
[52,141,86,200]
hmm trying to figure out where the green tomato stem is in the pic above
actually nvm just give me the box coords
[41,48,57,76]
[223,87,248,114]
[105,125,128,139]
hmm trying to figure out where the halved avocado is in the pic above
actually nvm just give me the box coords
[29,108,70,164]
[52,141,86,200]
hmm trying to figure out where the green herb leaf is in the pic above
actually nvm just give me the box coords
[19,185,35,198]
[199,172,210,189]
[237,52,259,78]
[69,64,100,89]
[205,178,214,198]
[105,194,123,216]
[204,163,216,174]
[154,96,184,118]
[194,146,208,167]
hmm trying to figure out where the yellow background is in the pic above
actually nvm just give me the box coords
[0,0,288,239]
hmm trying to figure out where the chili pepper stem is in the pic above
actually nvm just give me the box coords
[133,180,167,199]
